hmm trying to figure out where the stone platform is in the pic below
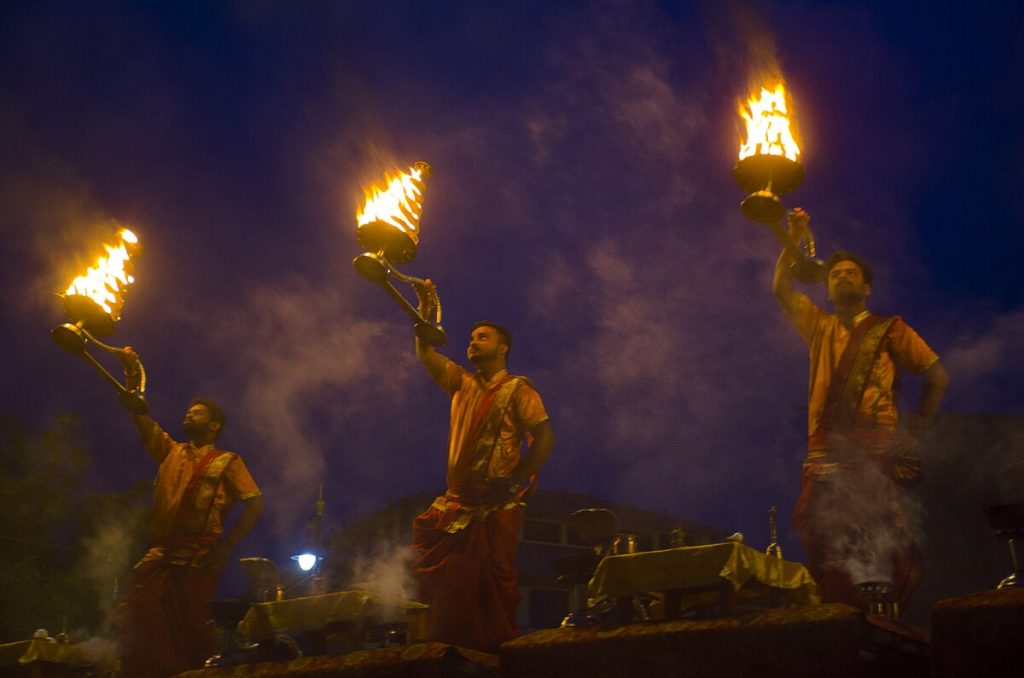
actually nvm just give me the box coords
[176,643,497,678]
[500,604,929,678]
[931,587,1024,678]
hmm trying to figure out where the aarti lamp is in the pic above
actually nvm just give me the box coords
[732,82,824,283]
[51,228,148,414]
[352,161,446,347]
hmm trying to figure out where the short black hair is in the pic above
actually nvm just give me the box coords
[471,320,512,352]
[825,250,873,286]
[190,398,226,433]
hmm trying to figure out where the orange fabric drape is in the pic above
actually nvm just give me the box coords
[114,560,220,677]
[793,459,925,610]
[412,504,523,653]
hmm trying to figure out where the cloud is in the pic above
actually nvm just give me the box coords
[80,515,145,629]
[942,307,1024,413]
[350,540,415,622]
[201,274,428,541]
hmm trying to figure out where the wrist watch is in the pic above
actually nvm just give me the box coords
[507,479,524,494]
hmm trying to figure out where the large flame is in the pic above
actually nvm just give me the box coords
[357,164,428,241]
[65,228,139,319]
[738,83,801,162]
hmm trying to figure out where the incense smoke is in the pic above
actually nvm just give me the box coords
[350,541,415,622]
[1,2,1019,624]
[804,460,924,586]
[202,276,429,541]
[80,516,145,630]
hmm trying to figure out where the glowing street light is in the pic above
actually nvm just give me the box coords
[292,552,320,572]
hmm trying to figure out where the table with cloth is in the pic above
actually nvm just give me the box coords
[0,637,116,677]
[586,542,820,621]
[237,590,429,657]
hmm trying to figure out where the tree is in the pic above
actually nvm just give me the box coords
[0,415,149,642]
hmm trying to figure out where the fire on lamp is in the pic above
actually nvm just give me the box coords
[352,161,446,347]
[732,81,824,282]
[51,228,148,414]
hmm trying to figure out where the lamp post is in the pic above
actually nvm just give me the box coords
[291,484,326,595]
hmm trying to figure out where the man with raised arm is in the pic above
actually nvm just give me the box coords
[773,209,948,612]
[114,349,263,677]
[410,282,555,653]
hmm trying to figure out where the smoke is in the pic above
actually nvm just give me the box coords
[272,0,817,534]
[454,1,810,523]
[803,460,923,585]
[0,157,133,317]
[2,1,1017,598]
[202,275,425,541]
[707,1,784,82]
[349,541,415,622]
[78,506,147,631]
[76,636,119,674]
[941,307,1024,414]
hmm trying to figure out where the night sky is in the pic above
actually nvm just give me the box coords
[2,0,1023,620]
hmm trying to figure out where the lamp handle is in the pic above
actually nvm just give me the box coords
[352,252,447,346]
[767,218,825,283]
[52,323,149,414]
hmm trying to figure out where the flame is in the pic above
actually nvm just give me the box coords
[65,228,138,319]
[738,83,801,161]
[357,164,427,239]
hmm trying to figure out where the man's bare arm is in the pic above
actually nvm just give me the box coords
[132,414,159,446]
[509,421,555,485]
[772,208,808,311]
[414,279,449,381]
[203,495,264,570]
[912,360,949,433]
[891,360,949,458]
[485,420,555,504]
[117,347,160,447]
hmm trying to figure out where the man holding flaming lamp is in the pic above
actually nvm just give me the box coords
[112,351,263,676]
[773,209,949,614]
[54,228,263,673]
[410,283,556,653]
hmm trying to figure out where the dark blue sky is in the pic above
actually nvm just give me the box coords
[2,0,1022,592]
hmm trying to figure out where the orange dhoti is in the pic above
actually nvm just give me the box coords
[793,448,925,611]
[412,502,523,653]
[116,429,261,677]
[115,559,220,677]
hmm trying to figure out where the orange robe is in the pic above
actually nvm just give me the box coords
[784,297,937,610]
[412,362,549,653]
[116,427,260,677]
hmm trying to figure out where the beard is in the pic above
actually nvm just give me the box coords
[468,347,501,365]
[830,282,867,306]
[182,420,207,438]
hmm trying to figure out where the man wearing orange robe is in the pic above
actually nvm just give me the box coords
[114,362,263,677]
[410,283,555,653]
[774,209,948,612]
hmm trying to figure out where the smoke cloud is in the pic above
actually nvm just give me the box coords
[79,515,145,631]
[200,275,428,541]
[349,541,415,622]
[1,1,1020,624]
[804,461,924,586]
[941,307,1024,414]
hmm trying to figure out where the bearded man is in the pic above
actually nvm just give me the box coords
[410,282,555,653]
[773,209,948,612]
[114,351,263,677]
